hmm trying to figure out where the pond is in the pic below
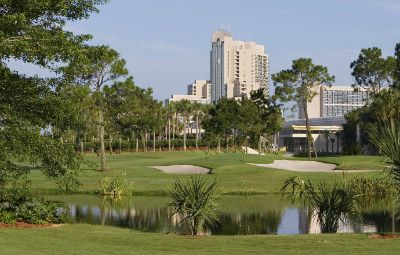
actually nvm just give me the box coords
[52,195,399,235]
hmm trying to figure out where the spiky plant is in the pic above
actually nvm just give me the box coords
[369,118,400,183]
[167,176,220,236]
[281,177,360,233]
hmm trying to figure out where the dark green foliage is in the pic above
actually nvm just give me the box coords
[350,47,396,95]
[348,177,398,206]
[369,118,400,183]
[167,176,220,236]
[281,177,359,233]
[0,177,70,224]
[272,58,335,158]
[342,89,400,154]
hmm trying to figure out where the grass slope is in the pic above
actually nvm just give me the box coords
[1,224,399,255]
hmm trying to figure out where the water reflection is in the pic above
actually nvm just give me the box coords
[56,195,399,235]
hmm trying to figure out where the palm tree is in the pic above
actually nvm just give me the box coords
[176,100,191,151]
[191,102,203,150]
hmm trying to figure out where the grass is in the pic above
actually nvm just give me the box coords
[29,151,387,195]
[1,224,399,255]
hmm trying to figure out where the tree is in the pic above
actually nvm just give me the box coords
[175,100,192,151]
[238,97,262,154]
[204,99,240,153]
[250,88,284,153]
[342,89,400,154]
[0,0,107,192]
[395,43,400,89]
[351,47,396,95]
[62,45,128,171]
[272,58,335,158]
[191,102,203,150]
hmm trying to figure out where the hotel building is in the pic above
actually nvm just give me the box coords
[298,85,370,119]
[210,30,269,102]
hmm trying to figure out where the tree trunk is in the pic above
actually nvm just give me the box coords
[218,136,221,153]
[119,137,122,154]
[258,135,262,155]
[80,139,84,155]
[245,136,248,154]
[183,116,187,151]
[172,116,175,150]
[99,110,107,171]
[136,137,139,153]
[153,130,156,152]
[303,101,315,158]
[233,129,236,153]
[109,133,113,155]
[158,130,164,151]
[225,135,228,154]
[143,131,147,152]
[168,118,171,151]
[195,114,199,150]
[84,132,87,151]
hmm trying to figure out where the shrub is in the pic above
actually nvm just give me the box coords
[99,174,133,198]
[369,118,400,183]
[0,211,16,224]
[167,176,220,236]
[281,177,360,233]
[53,169,82,193]
[17,200,70,224]
[0,176,70,225]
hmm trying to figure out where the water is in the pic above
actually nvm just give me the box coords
[53,195,399,235]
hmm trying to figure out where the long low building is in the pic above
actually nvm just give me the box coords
[279,116,347,154]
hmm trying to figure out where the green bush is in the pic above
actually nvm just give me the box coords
[17,200,70,224]
[99,174,133,198]
[1,177,71,225]
[0,211,16,224]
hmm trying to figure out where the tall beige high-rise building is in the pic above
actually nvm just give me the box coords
[210,30,269,102]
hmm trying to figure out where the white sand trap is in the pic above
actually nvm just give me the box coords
[242,147,265,155]
[149,165,211,174]
[248,160,378,173]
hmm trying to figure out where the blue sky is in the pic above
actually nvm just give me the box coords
[12,0,400,100]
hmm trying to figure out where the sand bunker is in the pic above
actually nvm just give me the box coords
[248,160,377,173]
[149,165,211,174]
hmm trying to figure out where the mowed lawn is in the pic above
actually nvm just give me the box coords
[0,224,399,255]
[28,151,388,195]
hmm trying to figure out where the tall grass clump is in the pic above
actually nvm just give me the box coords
[167,176,220,236]
[369,118,400,183]
[99,173,133,198]
[281,177,360,233]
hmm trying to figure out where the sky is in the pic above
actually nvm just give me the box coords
[10,0,400,100]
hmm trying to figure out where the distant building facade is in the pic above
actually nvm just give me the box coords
[279,116,346,154]
[210,30,269,102]
[165,80,211,105]
[187,80,211,99]
[298,85,370,119]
